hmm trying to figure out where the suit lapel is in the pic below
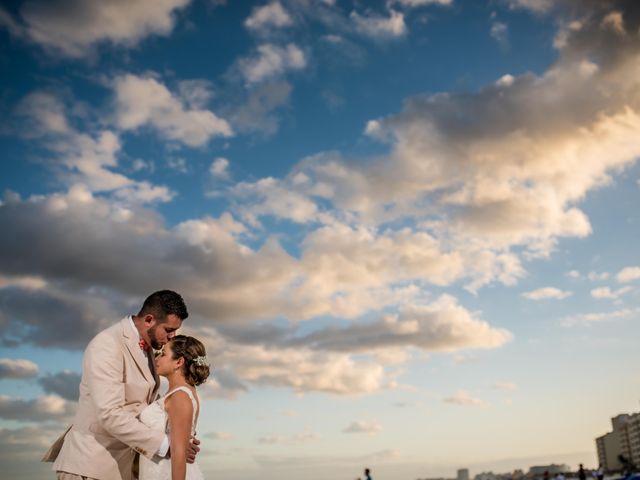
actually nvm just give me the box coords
[120,317,153,384]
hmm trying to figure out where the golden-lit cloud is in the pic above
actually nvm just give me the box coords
[0,359,39,379]
[0,0,191,58]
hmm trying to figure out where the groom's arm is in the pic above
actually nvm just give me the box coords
[85,332,165,459]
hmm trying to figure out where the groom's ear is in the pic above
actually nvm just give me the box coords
[143,314,156,327]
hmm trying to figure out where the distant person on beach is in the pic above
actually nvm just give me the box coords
[42,290,200,480]
[596,465,604,480]
[365,467,373,480]
[579,464,586,480]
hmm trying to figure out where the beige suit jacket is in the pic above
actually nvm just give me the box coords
[43,317,165,480]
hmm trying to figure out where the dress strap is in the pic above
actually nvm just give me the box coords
[165,385,195,402]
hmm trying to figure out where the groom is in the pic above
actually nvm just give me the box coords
[43,290,198,479]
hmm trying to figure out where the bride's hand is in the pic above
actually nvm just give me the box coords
[186,436,200,464]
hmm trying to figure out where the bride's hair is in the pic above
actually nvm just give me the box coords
[169,335,210,386]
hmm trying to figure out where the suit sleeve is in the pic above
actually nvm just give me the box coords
[85,333,165,459]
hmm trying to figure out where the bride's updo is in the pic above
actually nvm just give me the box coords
[169,335,210,386]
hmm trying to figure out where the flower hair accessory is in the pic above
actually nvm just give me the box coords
[193,355,208,367]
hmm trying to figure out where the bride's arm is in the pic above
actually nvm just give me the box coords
[165,391,194,480]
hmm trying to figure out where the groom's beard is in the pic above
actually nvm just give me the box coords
[147,325,163,350]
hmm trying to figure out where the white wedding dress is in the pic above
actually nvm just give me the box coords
[139,386,204,480]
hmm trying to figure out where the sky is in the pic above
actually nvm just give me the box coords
[0,0,639,479]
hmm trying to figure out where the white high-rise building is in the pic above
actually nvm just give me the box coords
[596,412,640,473]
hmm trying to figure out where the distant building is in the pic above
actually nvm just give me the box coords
[527,465,570,479]
[474,471,498,480]
[417,471,520,480]
[512,469,525,480]
[596,412,640,473]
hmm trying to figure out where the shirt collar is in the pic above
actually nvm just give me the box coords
[128,315,140,338]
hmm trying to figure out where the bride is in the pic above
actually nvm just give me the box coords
[139,335,210,480]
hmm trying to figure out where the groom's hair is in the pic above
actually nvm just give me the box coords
[138,290,189,322]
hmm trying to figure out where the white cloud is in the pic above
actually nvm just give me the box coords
[503,0,556,13]
[238,43,306,85]
[587,271,609,281]
[231,81,292,135]
[495,74,515,87]
[490,20,509,49]
[493,382,517,390]
[617,266,640,283]
[205,431,234,440]
[1,0,191,58]
[444,389,487,407]
[167,157,189,173]
[210,157,230,179]
[293,294,512,353]
[299,223,466,290]
[590,286,632,300]
[565,269,580,279]
[176,79,215,109]
[522,287,572,300]
[60,131,171,201]
[390,0,452,7]
[16,91,174,204]
[113,74,233,147]
[112,182,174,204]
[131,158,154,172]
[258,431,319,444]
[15,90,71,135]
[223,344,389,395]
[343,420,382,435]
[244,1,293,31]
[0,186,519,354]
[231,177,319,225]
[0,359,39,379]
[57,132,127,190]
[364,119,387,139]
[0,274,47,290]
[350,9,407,39]
[0,192,391,328]
[0,394,76,422]
[0,425,63,462]
[562,308,640,327]
[184,328,394,397]
[601,11,626,36]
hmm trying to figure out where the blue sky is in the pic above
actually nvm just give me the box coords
[1,1,639,479]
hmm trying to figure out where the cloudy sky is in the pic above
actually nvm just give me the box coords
[1,0,639,479]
